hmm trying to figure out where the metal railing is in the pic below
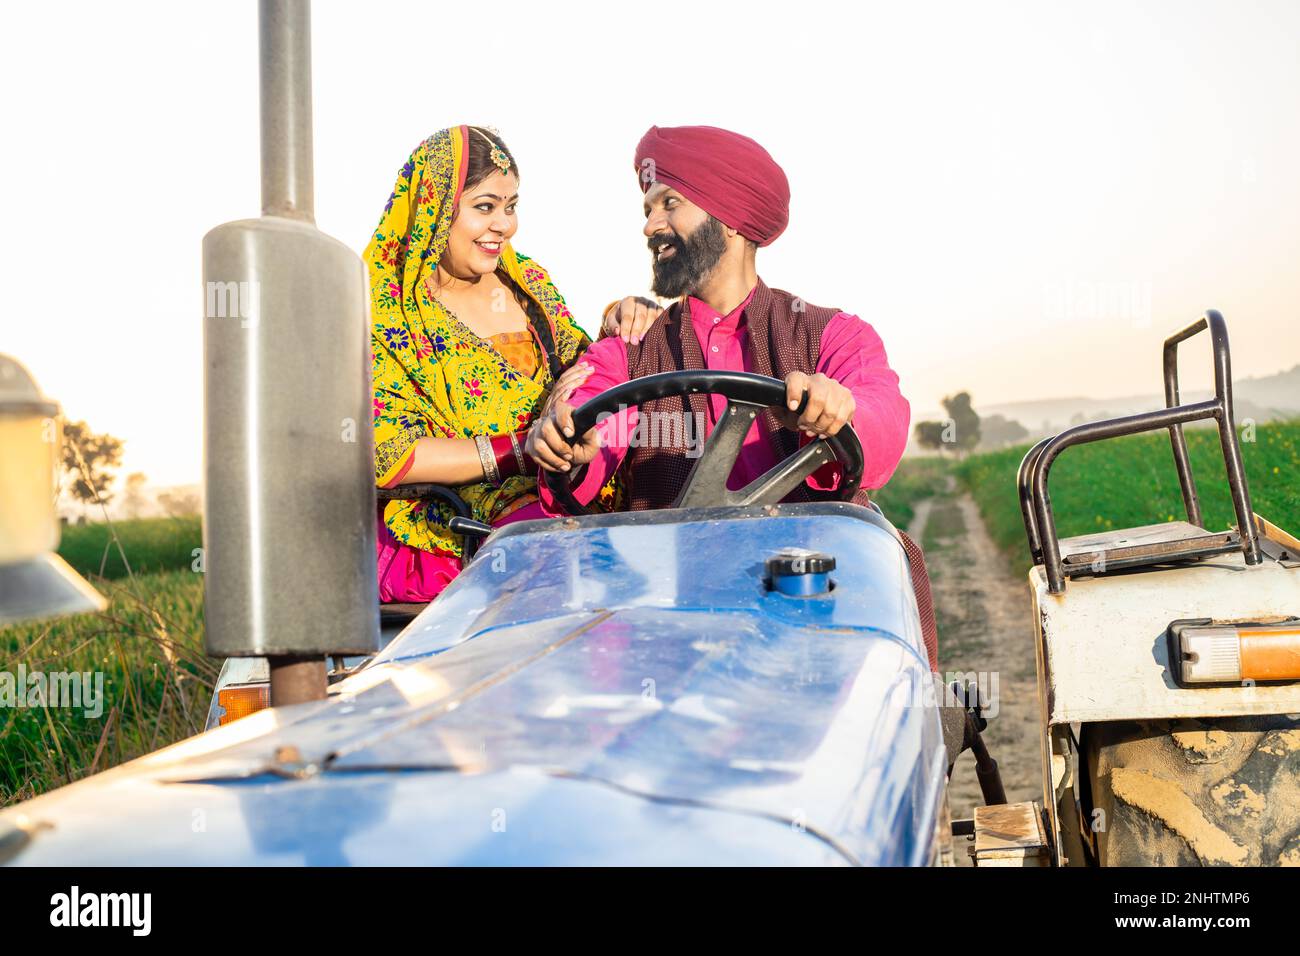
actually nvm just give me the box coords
[1018,311,1261,593]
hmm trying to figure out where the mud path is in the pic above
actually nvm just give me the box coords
[909,480,1042,863]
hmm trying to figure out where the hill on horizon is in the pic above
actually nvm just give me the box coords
[913,364,1300,445]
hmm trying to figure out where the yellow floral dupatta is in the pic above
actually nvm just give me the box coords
[366,127,590,557]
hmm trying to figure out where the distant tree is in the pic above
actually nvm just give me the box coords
[914,420,950,452]
[914,392,981,455]
[122,472,149,518]
[942,392,981,454]
[62,420,124,514]
[157,488,201,518]
[979,414,1029,450]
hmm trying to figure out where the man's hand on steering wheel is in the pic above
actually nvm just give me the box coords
[539,369,865,514]
[528,369,856,477]
[780,372,856,440]
[525,399,600,474]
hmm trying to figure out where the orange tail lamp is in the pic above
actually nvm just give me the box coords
[1170,619,1300,685]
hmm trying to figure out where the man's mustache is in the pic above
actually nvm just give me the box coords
[647,231,684,255]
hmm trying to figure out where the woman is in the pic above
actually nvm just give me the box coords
[367,126,658,602]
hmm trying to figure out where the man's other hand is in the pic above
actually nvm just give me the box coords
[781,371,856,439]
[525,401,602,473]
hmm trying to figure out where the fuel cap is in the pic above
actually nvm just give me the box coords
[766,549,836,596]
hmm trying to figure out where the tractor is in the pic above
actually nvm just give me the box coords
[2,0,1296,867]
[4,311,1297,866]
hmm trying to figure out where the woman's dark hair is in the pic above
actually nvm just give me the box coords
[464,127,518,189]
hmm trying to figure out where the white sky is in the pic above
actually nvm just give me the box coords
[3,0,1299,487]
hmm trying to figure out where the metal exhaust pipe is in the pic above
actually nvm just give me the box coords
[201,0,380,707]
[259,0,314,222]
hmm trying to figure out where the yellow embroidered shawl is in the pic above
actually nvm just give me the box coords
[366,127,590,556]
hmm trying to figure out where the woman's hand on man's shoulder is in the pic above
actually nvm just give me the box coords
[602,296,664,345]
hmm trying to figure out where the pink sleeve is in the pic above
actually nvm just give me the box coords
[537,336,637,516]
[807,312,911,492]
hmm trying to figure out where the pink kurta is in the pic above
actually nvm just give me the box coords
[539,286,911,514]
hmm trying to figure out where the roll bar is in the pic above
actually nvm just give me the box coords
[1018,311,1261,593]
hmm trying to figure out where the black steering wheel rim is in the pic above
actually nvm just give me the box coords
[543,369,865,516]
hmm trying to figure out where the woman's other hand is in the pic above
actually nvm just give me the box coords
[602,296,664,345]
[542,361,593,419]
[525,400,601,474]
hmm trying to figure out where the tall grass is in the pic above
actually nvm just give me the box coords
[1,570,211,806]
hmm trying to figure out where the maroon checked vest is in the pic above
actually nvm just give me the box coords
[621,279,872,512]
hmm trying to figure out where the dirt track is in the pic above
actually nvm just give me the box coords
[908,481,1042,863]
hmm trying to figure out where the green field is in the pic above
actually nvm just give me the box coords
[3,512,212,805]
[954,420,1300,573]
[57,515,202,580]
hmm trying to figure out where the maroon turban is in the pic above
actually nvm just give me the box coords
[634,125,790,247]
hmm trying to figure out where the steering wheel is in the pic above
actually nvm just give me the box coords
[543,369,864,516]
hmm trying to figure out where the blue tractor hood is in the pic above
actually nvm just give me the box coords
[1,504,947,866]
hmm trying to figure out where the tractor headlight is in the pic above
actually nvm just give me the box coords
[0,355,105,626]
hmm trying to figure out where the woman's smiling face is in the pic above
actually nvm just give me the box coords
[441,169,520,279]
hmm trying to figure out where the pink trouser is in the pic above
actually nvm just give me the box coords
[376,500,548,603]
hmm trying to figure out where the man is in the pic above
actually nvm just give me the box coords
[526,125,936,668]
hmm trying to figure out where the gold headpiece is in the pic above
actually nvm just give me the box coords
[470,126,511,176]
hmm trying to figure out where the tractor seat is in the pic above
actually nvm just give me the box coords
[380,602,428,626]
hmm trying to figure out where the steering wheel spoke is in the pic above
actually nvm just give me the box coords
[729,438,834,507]
[673,399,766,508]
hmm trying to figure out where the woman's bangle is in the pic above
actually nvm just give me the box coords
[490,430,536,480]
[474,434,500,485]
[509,431,530,476]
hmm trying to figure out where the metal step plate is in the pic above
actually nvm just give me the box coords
[1059,521,1241,576]
[969,802,1051,867]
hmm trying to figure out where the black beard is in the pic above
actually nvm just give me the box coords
[649,217,728,298]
